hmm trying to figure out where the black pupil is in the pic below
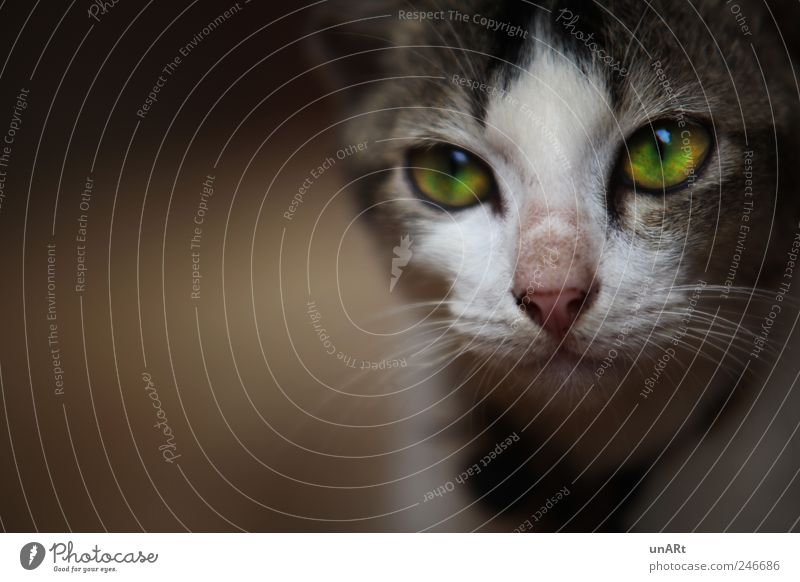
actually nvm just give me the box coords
[653,127,671,160]
[448,149,469,176]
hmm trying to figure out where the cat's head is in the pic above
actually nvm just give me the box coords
[310,0,799,388]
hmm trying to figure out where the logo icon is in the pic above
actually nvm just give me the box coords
[20,542,45,570]
[390,235,413,292]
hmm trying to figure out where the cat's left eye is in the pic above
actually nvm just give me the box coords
[621,119,712,192]
[406,145,497,209]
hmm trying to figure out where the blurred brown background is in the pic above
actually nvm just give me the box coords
[0,0,475,532]
[3,1,800,534]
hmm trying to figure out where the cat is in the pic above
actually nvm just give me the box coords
[309,0,800,531]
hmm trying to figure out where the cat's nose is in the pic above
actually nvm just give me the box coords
[516,287,589,339]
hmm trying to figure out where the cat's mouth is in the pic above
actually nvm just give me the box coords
[446,316,612,372]
[515,341,607,371]
[459,337,616,390]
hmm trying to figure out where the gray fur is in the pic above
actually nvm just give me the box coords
[310,0,800,531]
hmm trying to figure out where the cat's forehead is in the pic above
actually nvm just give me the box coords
[484,45,613,180]
[360,0,773,181]
[472,18,628,205]
[426,0,753,129]
[449,2,741,172]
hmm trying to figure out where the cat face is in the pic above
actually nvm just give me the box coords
[316,0,796,386]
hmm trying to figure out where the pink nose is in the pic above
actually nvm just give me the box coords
[517,288,588,339]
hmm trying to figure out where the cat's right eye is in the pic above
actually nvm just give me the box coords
[406,145,497,209]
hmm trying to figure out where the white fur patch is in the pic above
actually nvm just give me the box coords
[406,34,685,366]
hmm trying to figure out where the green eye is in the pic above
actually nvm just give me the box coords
[622,120,712,191]
[407,145,496,208]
